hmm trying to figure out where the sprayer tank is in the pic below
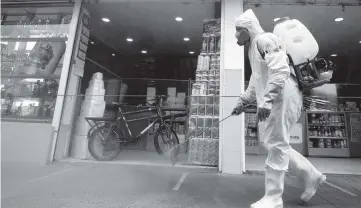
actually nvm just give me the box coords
[273,19,319,65]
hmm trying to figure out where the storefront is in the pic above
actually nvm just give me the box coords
[63,0,244,175]
[1,0,239,169]
[1,0,80,164]
[58,0,226,167]
[3,0,358,174]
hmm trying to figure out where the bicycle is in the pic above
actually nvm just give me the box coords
[85,95,188,161]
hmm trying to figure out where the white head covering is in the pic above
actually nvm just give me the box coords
[235,9,264,40]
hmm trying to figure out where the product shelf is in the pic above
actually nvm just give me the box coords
[306,111,346,114]
[245,146,258,155]
[1,115,53,123]
[1,60,63,67]
[1,74,61,79]
[308,148,350,157]
[309,136,347,140]
[306,110,350,157]
[308,124,345,127]
[1,37,68,42]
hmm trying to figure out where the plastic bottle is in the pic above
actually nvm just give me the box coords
[325,128,329,137]
[327,139,332,148]
[309,140,313,148]
[273,19,319,65]
[311,114,316,124]
[319,139,324,148]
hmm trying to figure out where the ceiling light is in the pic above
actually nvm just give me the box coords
[189,51,194,54]
[334,17,343,22]
[126,38,133,42]
[102,17,110,23]
[331,54,337,57]
[274,18,281,22]
[112,53,115,56]
[90,41,94,44]
[183,37,190,42]
[359,40,361,44]
[141,50,147,54]
[175,17,183,22]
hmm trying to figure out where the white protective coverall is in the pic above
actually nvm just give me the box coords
[235,9,326,208]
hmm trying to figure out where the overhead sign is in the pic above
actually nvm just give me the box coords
[73,8,91,77]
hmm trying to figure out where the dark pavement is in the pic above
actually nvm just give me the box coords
[2,161,360,208]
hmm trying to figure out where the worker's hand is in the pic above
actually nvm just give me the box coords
[232,103,245,116]
[257,107,271,122]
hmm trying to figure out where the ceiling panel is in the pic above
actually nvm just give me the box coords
[87,1,217,55]
[87,2,361,57]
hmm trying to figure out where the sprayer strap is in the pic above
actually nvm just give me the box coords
[256,40,266,60]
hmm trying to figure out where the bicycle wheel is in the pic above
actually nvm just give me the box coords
[88,125,124,161]
[154,124,179,155]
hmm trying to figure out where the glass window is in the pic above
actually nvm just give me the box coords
[1,5,74,122]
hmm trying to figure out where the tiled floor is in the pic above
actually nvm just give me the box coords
[246,154,361,175]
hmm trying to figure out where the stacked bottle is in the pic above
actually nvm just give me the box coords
[71,72,106,159]
[187,19,221,166]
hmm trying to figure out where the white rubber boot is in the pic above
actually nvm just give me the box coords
[250,167,285,208]
[288,149,326,202]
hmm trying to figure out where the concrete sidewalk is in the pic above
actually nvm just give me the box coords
[2,162,360,208]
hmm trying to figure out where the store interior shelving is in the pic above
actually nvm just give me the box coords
[245,112,259,155]
[306,111,350,157]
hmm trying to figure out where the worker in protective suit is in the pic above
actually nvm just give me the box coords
[232,9,326,208]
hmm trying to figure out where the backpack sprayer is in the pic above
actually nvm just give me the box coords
[168,105,257,165]
[272,17,336,92]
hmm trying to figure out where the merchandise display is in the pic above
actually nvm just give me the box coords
[1,10,71,123]
[349,113,361,144]
[302,84,361,157]
[0,15,71,39]
[1,79,59,119]
[306,112,350,157]
[245,112,258,149]
[187,19,221,166]
[243,81,259,154]
[338,101,360,112]
[72,72,106,160]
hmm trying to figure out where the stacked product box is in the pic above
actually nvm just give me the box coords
[245,113,258,147]
[187,19,221,166]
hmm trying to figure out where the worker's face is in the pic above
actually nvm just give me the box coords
[235,27,250,46]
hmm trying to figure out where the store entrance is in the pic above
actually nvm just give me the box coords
[243,3,361,174]
[66,0,222,166]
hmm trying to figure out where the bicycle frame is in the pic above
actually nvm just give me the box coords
[85,94,187,145]
[112,105,187,143]
[116,106,161,140]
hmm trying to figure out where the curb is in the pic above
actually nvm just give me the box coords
[245,170,361,177]
[55,159,220,174]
